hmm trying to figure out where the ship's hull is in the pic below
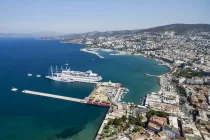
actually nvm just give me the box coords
[66,76,102,82]
[46,76,74,83]
[55,73,102,82]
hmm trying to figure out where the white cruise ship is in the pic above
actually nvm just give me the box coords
[46,65,102,83]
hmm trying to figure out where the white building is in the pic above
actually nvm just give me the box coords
[163,116,179,139]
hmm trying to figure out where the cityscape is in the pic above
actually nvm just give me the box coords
[40,24,210,140]
[1,0,210,140]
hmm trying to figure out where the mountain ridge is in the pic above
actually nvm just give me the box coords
[1,23,210,38]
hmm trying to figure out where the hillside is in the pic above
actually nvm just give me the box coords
[139,24,210,34]
[62,29,142,39]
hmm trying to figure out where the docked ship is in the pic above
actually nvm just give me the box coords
[46,65,102,83]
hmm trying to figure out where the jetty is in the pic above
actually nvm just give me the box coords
[73,80,100,84]
[22,90,87,103]
[80,49,104,58]
[145,73,161,78]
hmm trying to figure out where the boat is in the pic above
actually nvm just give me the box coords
[36,75,41,77]
[28,73,32,76]
[46,76,74,82]
[11,87,18,92]
[46,65,102,83]
[46,66,74,83]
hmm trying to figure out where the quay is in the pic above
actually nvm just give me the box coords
[80,49,104,58]
[22,90,87,103]
[73,80,100,84]
[145,73,161,78]
[17,81,124,108]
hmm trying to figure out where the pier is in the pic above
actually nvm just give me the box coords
[22,90,87,103]
[73,80,100,84]
[80,49,104,58]
[145,73,162,78]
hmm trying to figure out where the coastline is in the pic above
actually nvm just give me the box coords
[40,40,172,139]
[81,46,172,98]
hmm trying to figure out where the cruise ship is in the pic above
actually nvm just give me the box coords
[46,65,102,83]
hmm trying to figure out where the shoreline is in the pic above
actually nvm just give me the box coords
[46,40,172,139]
[81,46,173,100]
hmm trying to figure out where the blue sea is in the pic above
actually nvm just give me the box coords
[0,38,169,140]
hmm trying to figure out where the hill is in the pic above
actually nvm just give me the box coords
[62,29,142,39]
[139,24,210,34]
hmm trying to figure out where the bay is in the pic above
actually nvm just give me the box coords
[0,38,169,140]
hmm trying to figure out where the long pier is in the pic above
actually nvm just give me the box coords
[22,90,87,103]
[145,73,161,78]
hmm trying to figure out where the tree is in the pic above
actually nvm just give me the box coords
[108,119,113,125]
[198,99,203,103]
[133,126,142,132]
[129,116,136,124]
[104,125,110,130]
[113,118,121,126]
[122,115,127,122]
[137,115,143,123]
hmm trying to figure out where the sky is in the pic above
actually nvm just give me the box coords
[0,0,210,33]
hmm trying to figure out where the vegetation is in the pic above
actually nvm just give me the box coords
[180,98,186,105]
[177,86,187,97]
[133,126,143,132]
[191,108,199,121]
[198,99,203,103]
[146,110,169,119]
[174,68,203,78]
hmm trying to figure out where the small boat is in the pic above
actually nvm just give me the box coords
[11,87,18,92]
[28,73,32,76]
[36,75,41,77]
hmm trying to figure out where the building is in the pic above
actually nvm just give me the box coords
[181,117,202,140]
[148,122,161,132]
[150,116,167,127]
[163,117,179,139]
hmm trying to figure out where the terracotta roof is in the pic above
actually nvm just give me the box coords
[148,122,160,130]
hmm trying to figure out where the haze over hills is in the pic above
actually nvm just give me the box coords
[140,24,210,34]
[0,31,65,37]
[59,23,210,39]
[1,24,210,38]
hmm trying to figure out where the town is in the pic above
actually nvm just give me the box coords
[57,27,210,140]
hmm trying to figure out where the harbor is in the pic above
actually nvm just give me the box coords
[14,81,126,108]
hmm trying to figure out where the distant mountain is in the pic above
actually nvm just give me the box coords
[62,24,210,39]
[139,24,210,34]
[63,29,143,39]
[0,31,65,37]
[3,24,210,38]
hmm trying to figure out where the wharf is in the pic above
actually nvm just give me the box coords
[22,90,87,103]
[73,80,100,84]
[145,73,161,78]
[80,49,104,58]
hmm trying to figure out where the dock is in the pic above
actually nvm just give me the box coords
[22,90,87,103]
[73,80,100,84]
[145,73,161,78]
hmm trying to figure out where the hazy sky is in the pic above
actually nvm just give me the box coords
[0,0,210,33]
